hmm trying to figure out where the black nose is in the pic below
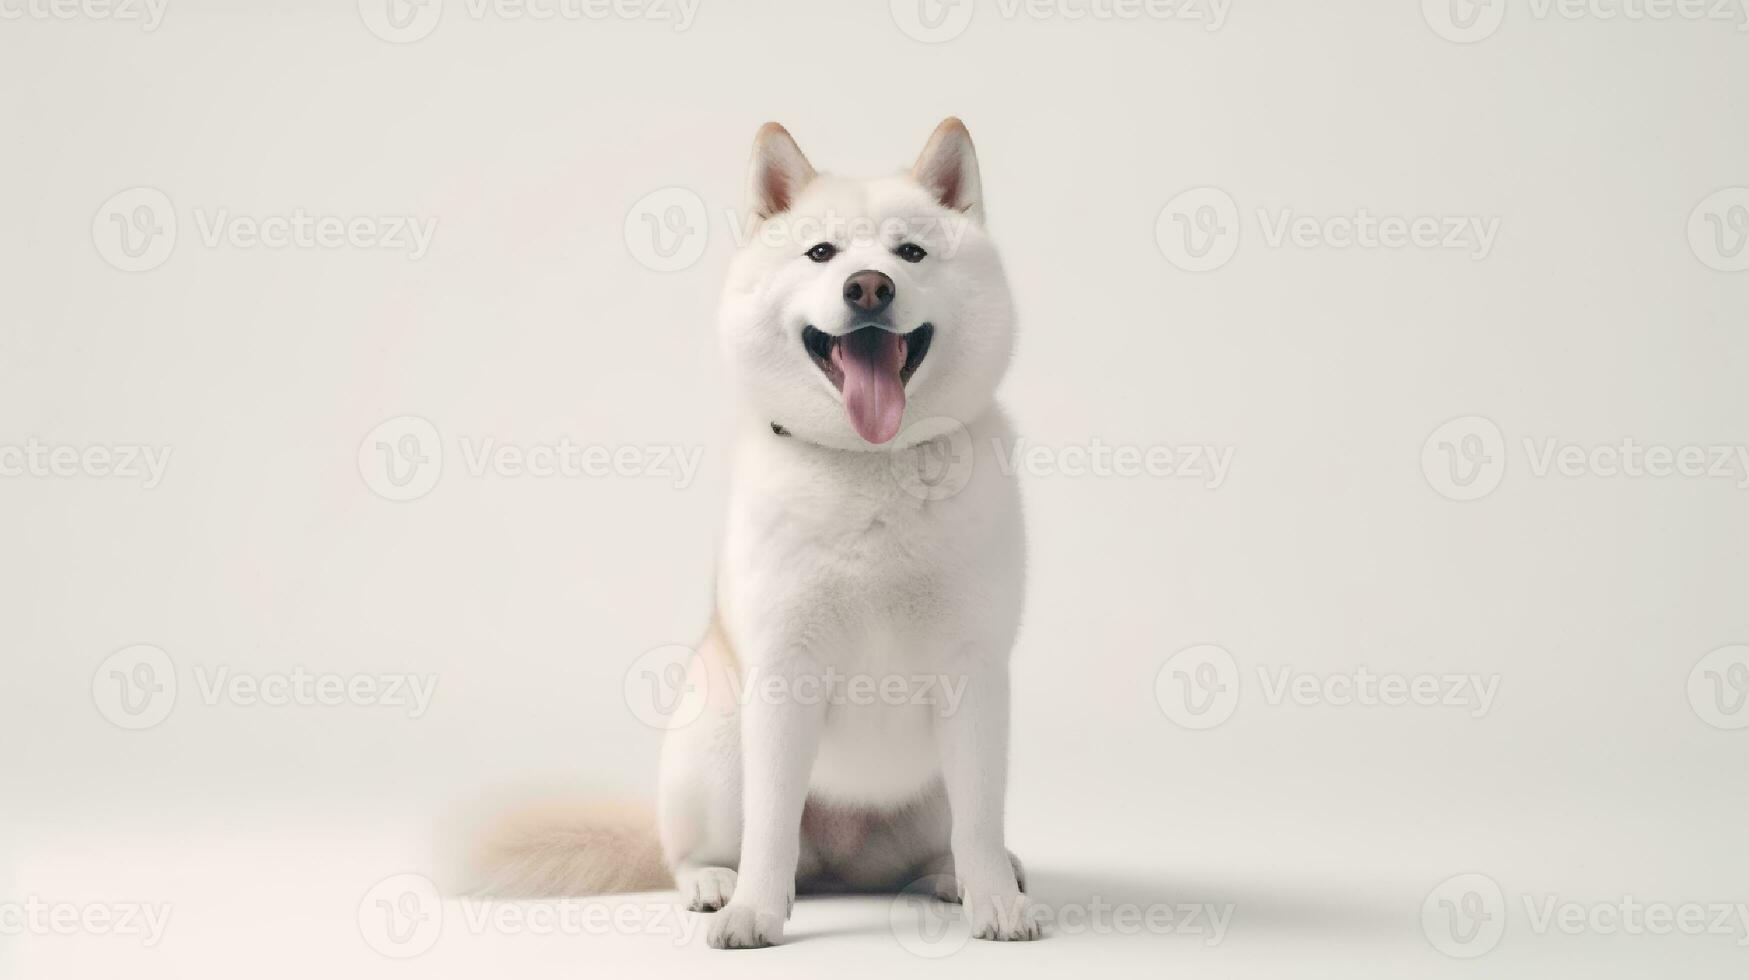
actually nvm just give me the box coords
[843,270,895,315]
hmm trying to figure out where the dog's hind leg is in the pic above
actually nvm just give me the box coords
[657,620,746,909]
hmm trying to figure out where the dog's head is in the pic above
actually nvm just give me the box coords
[718,118,1014,450]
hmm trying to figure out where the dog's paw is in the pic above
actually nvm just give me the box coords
[681,866,737,912]
[967,892,1043,942]
[926,851,1028,904]
[706,903,784,949]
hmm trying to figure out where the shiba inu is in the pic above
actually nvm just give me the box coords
[473,118,1037,948]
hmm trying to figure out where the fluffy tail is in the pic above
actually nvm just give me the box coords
[467,801,672,897]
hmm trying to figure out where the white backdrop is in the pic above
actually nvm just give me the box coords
[3,1,1747,977]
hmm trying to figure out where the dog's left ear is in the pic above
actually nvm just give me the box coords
[912,117,983,222]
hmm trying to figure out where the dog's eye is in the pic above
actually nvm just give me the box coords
[805,242,837,263]
[894,242,927,263]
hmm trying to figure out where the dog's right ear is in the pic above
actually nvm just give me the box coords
[746,122,816,221]
[913,117,983,222]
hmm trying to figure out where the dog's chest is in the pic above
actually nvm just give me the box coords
[720,424,1021,672]
[735,452,968,600]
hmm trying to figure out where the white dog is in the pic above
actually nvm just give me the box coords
[475,118,1036,949]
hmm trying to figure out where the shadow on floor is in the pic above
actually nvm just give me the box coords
[788,865,1412,943]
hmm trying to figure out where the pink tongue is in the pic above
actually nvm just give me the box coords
[831,330,908,445]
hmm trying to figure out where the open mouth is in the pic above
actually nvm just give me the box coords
[802,323,934,445]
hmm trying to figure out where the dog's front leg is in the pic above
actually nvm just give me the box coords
[707,654,825,949]
[935,661,1041,941]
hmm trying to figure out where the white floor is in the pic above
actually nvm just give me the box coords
[7,812,1744,979]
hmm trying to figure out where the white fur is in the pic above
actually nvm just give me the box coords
[671,119,1035,948]
[473,119,1038,948]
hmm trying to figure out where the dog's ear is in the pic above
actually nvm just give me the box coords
[912,117,983,221]
[746,122,816,220]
